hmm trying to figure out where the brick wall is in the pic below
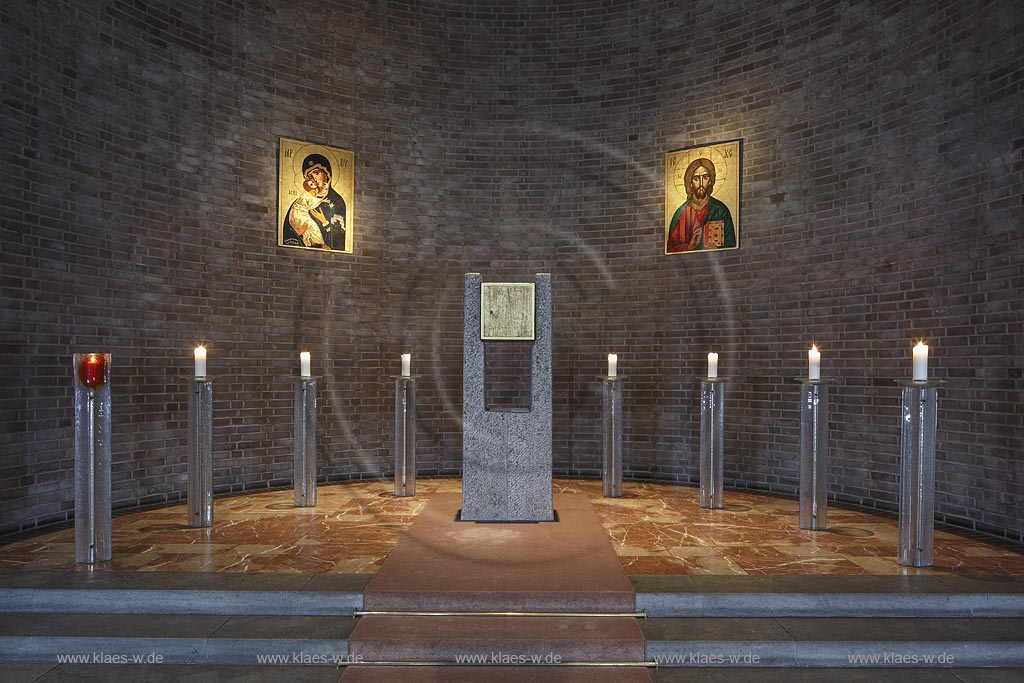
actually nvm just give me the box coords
[2,0,1021,540]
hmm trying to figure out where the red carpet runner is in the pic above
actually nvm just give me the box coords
[340,492,652,681]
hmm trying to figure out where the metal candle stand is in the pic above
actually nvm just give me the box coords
[294,377,319,507]
[73,353,112,564]
[188,376,214,528]
[393,375,417,497]
[795,378,830,530]
[600,375,625,498]
[896,379,943,567]
[699,377,730,509]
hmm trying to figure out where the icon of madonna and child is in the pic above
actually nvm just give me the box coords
[665,139,740,255]
[278,138,354,253]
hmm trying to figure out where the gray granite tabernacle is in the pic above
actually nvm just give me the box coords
[461,273,554,521]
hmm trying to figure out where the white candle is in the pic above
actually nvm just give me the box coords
[707,352,718,379]
[607,353,617,378]
[194,346,207,378]
[300,351,311,378]
[808,345,821,381]
[912,341,928,382]
[401,353,411,377]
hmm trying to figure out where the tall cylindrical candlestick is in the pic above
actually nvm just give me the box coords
[607,353,617,378]
[700,378,726,509]
[294,376,318,507]
[913,341,928,382]
[897,379,939,566]
[300,351,311,378]
[74,353,112,563]
[808,345,821,381]
[602,374,624,498]
[707,352,718,379]
[187,375,214,528]
[401,353,411,377]
[194,346,207,378]
[394,375,416,497]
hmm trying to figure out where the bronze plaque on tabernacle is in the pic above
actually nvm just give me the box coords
[480,283,535,341]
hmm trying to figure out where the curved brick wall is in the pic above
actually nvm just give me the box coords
[2,0,1021,540]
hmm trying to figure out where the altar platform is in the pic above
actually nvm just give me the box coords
[2,479,1023,576]
[2,480,1024,681]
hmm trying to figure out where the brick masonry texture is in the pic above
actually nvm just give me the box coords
[1,0,1021,540]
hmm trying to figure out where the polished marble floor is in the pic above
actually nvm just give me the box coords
[2,479,1022,576]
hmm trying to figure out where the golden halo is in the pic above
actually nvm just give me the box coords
[291,144,337,186]
[670,144,735,202]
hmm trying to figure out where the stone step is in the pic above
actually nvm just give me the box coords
[0,664,345,683]
[5,665,1024,683]
[1,587,364,616]
[632,574,1024,617]
[643,616,1024,668]
[338,665,655,682]
[0,571,367,616]
[3,611,1021,667]
[6,573,1024,618]
[637,591,1024,618]
[0,570,371,592]
[8,584,1022,618]
[0,612,356,665]
[346,614,647,664]
[651,670,1024,682]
